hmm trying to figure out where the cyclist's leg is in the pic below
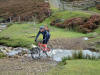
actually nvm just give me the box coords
[43,36,50,44]
[43,37,50,52]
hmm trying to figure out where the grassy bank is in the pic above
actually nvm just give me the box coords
[0,10,91,47]
[46,60,100,75]
[88,7,100,13]
[0,23,86,47]
[42,10,91,24]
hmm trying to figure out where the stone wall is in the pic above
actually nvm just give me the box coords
[60,0,97,10]
[48,0,61,9]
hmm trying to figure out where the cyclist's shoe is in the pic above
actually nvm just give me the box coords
[47,48,50,52]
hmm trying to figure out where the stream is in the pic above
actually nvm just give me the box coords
[0,23,100,62]
[0,23,7,32]
[0,45,100,62]
[48,49,100,61]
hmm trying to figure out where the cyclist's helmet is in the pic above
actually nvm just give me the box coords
[40,26,45,30]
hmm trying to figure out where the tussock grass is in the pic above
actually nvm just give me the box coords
[47,60,100,75]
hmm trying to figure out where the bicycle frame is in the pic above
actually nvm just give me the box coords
[38,42,50,52]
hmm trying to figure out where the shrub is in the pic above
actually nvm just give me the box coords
[50,15,100,33]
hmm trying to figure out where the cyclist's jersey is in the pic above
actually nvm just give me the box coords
[35,30,50,41]
[45,31,50,38]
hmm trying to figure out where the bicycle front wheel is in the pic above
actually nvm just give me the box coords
[30,47,40,59]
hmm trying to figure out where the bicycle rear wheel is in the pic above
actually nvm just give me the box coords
[30,47,40,59]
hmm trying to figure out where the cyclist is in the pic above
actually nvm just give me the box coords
[35,26,50,51]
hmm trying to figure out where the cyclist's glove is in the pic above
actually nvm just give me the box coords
[35,39,37,42]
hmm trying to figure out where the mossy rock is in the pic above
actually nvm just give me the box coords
[0,52,6,58]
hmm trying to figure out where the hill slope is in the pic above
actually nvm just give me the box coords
[0,0,50,22]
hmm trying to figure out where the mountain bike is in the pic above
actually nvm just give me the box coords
[30,41,51,59]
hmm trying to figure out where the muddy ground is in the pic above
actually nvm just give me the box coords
[0,57,57,75]
[48,37,89,50]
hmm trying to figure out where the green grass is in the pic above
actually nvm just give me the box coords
[0,23,36,47]
[0,10,91,47]
[46,60,100,75]
[88,7,100,13]
[0,23,86,47]
[52,10,90,19]
[95,27,100,34]
[43,10,91,24]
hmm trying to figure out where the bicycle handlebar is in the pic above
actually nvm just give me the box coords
[35,40,43,43]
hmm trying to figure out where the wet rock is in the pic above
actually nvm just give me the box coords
[0,49,8,55]
[0,45,30,57]
[14,66,23,70]
[13,55,20,59]
[96,41,100,45]
[23,54,29,57]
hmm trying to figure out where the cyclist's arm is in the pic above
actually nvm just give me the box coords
[35,31,41,41]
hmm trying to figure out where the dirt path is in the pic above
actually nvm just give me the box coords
[0,57,57,75]
[48,37,89,50]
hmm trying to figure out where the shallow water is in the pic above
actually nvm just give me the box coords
[4,49,100,61]
[47,49,100,61]
[1,45,100,62]
[0,23,7,27]
[0,23,7,31]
